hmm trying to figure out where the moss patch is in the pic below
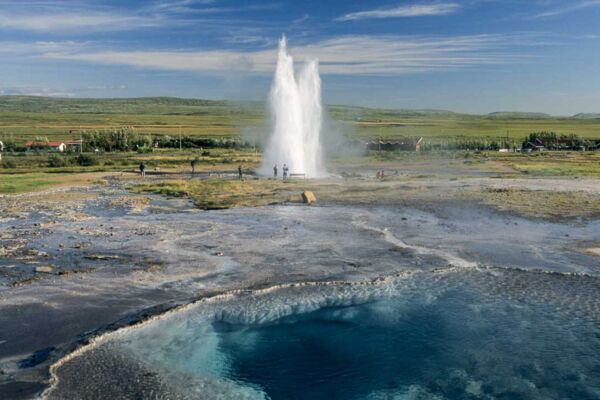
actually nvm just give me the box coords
[134,179,304,209]
[0,173,101,194]
[469,188,600,219]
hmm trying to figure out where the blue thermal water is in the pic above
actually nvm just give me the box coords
[212,294,599,399]
[114,270,600,400]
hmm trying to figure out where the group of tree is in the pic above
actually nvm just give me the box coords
[2,128,598,155]
[81,128,255,152]
[419,138,520,151]
[154,135,255,150]
[0,134,19,151]
[81,128,153,152]
[47,153,98,167]
[521,131,595,150]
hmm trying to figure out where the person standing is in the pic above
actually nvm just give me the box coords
[139,162,146,178]
[191,158,197,175]
[238,165,243,180]
[283,164,289,180]
[273,164,278,178]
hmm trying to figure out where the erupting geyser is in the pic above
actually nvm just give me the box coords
[261,35,325,177]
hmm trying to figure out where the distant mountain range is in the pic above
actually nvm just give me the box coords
[486,112,553,119]
[0,95,598,120]
[572,113,600,120]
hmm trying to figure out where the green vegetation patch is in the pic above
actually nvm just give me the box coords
[469,188,600,219]
[3,96,600,144]
[491,152,600,176]
[0,173,67,194]
[134,179,298,209]
[0,172,108,194]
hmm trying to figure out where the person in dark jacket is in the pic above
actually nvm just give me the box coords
[139,162,145,177]
[273,164,278,178]
[282,164,289,180]
[238,165,243,180]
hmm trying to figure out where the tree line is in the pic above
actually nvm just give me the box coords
[0,128,257,152]
[0,129,598,153]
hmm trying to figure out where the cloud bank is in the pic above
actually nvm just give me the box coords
[0,12,162,32]
[336,3,461,21]
[33,34,538,76]
[536,0,600,18]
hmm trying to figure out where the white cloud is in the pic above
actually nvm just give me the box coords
[39,34,539,76]
[0,40,88,54]
[77,85,127,91]
[150,0,217,13]
[336,3,461,21]
[0,12,163,32]
[536,0,600,17]
[147,0,277,15]
[0,86,74,97]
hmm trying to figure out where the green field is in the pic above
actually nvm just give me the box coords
[0,172,103,194]
[1,96,600,143]
[0,96,262,141]
[0,148,260,173]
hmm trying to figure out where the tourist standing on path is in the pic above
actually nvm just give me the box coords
[191,158,197,175]
[238,165,243,180]
[273,164,278,178]
[283,164,289,180]
[139,162,145,178]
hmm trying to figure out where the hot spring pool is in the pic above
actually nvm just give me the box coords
[49,268,600,399]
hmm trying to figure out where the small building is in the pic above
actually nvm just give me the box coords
[26,141,67,152]
[25,139,82,152]
[64,140,83,152]
[365,137,423,151]
[588,139,600,150]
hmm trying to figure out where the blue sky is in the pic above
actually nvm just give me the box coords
[1,0,600,114]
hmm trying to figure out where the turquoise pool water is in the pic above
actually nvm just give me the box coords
[56,268,600,400]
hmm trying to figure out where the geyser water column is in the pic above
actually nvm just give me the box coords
[261,36,324,177]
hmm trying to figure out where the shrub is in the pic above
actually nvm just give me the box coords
[1,159,16,168]
[75,154,98,166]
[522,131,589,150]
[0,134,19,152]
[47,154,70,168]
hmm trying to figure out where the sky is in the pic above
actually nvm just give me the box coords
[1,0,600,115]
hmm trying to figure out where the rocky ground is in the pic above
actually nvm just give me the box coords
[1,166,600,399]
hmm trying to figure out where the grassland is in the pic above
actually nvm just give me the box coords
[350,116,600,140]
[0,148,260,173]
[0,148,260,194]
[1,96,600,143]
[0,96,262,141]
[2,149,600,195]
[0,172,108,194]
[471,188,600,220]
[131,170,600,220]
[497,152,600,176]
[134,179,301,209]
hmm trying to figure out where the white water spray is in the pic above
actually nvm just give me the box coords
[260,36,325,177]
